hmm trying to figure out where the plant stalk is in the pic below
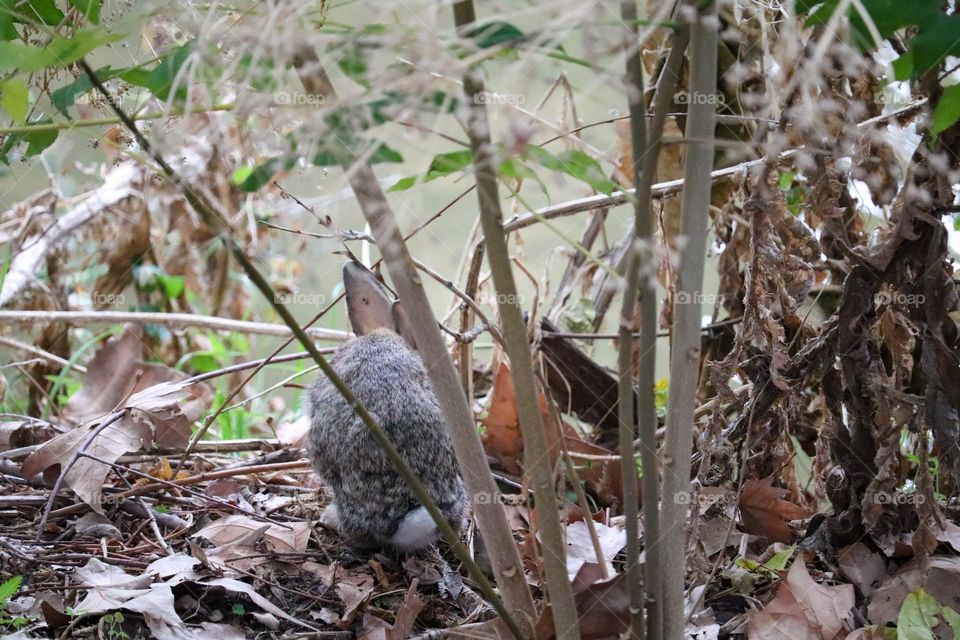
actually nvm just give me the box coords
[452,2,580,639]
[658,2,718,638]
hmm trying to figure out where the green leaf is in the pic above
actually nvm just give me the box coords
[0,77,29,124]
[155,274,184,299]
[336,46,369,87]
[141,42,194,102]
[51,65,128,117]
[0,0,17,40]
[763,546,795,571]
[311,140,402,167]
[25,127,57,156]
[27,0,66,25]
[387,175,417,192]
[0,29,123,72]
[911,16,960,77]
[67,0,99,24]
[526,147,616,195]
[931,85,960,136]
[892,51,914,81]
[898,588,941,640]
[425,150,473,180]
[232,156,294,192]
[466,21,525,49]
[0,575,22,605]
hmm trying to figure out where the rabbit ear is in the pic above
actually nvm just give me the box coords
[391,301,417,350]
[343,261,396,336]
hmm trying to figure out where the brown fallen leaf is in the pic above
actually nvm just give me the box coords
[739,477,812,544]
[21,378,209,513]
[480,359,527,475]
[63,325,208,428]
[359,579,423,640]
[192,515,311,573]
[837,543,888,598]
[747,559,855,640]
[866,555,960,626]
[535,573,632,639]
[302,561,375,625]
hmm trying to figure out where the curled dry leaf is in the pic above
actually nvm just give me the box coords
[359,579,423,640]
[63,324,211,429]
[191,514,311,572]
[747,559,855,640]
[564,519,627,581]
[535,572,631,640]
[302,561,375,625]
[21,377,209,513]
[739,477,812,544]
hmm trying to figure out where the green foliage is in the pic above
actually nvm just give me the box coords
[68,0,101,25]
[795,0,959,78]
[100,612,128,639]
[524,147,617,195]
[734,547,796,578]
[134,41,194,103]
[0,575,29,629]
[0,28,122,73]
[0,576,21,605]
[898,589,943,640]
[0,77,28,124]
[466,20,526,49]
[931,85,960,136]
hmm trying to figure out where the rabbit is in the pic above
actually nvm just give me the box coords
[307,261,470,552]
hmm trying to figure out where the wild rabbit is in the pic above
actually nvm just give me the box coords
[307,261,470,552]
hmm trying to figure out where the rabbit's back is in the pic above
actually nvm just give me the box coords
[307,329,468,546]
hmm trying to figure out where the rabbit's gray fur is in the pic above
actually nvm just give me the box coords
[307,328,469,551]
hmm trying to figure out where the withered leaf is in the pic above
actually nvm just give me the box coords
[738,477,812,544]
[747,559,854,640]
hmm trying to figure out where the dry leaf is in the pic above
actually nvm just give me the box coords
[564,520,627,581]
[359,580,423,640]
[21,378,209,513]
[535,572,631,640]
[739,477,812,543]
[748,559,855,640]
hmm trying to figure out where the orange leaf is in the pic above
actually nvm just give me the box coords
[738,477,811,544]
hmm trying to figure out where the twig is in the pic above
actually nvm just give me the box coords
[498,99,927,237]
[453,2,579,638]
[0,335,87,373]
[632,10,690,638]
[48,459,311,519]
[0,310,350,341]
[616,0,660,633]
[660,3,718,638]
[79,452,291,527]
